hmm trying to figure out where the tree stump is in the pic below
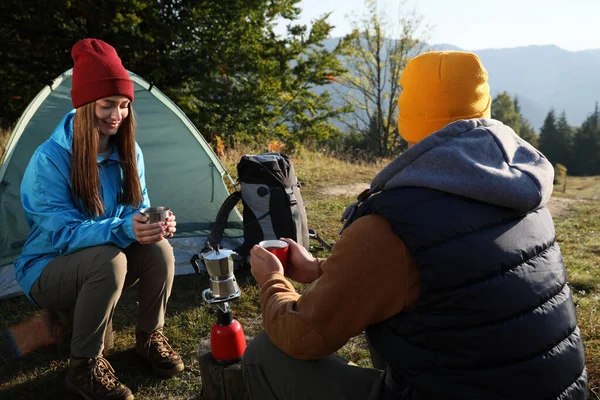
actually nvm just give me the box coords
[199,352,251,400]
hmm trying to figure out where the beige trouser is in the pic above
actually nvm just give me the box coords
[29,241,175,359]
[242,331,399,400]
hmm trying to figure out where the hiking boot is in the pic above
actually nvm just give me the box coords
[136,329,184,377]
[65,356,134,400]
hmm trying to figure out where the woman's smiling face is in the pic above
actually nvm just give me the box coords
[94,96,130,136]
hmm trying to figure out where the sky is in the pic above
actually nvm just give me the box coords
[280,0,600,51]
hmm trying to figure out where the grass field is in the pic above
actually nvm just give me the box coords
[554,174,600,201]
[0,146,598,399]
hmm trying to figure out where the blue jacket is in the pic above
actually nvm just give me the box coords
[15,110,150,302]
[349,119,587,399]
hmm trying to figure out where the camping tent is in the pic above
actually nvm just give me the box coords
[0,69,243,299]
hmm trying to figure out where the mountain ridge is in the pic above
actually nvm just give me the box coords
[324,40,600,131]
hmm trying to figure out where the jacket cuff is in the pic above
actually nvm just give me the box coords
[121,214,137,242]
[259,273,295,294]
[262,272,289,285]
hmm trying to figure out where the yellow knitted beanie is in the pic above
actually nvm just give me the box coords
[398,51,491,143]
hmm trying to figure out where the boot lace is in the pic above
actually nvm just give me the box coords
[145,330,176,359]
[90,356,120,391]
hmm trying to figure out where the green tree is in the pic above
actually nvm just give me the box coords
[0,0,349,145]
[538,109,572,168]
[0,0,151,128]
[338,0,427,157]
[491,92,539,147]
[571,103,600,176]
[514,96,539,147]
[556,111,574,167]
[519,119,538,148]
[491,92,521,135]
[538,110,559,163]
[265,17,353,144]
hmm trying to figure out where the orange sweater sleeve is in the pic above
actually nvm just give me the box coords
[259,213,420,360]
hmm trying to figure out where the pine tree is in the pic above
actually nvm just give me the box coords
[491,92,539,147]
[519,119,538,148]
[513,96,538,147]
[555,111,573,168]
[539,110,562,165]
[571,103,600,175]
[491,92,521,136]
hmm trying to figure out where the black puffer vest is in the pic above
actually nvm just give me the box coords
[354,187,587,400]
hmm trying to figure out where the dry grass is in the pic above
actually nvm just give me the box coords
[554,201,600,397]
[554,175,600,200]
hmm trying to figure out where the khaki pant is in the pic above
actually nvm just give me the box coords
[242,332,399,400]
[29,241,175,359]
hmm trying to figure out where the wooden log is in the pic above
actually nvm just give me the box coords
[199,352,251,400]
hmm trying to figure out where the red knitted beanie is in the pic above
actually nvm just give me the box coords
[70,38,134,108]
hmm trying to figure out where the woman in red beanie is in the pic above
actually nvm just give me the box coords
[15,38,183,400]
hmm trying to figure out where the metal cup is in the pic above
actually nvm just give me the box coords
[140,206,170,224]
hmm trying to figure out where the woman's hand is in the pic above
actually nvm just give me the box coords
[132,210,176,244]
[165,211,177,238]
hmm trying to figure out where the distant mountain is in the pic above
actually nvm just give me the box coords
[460,44,600,130]
[427,43,464,52]
[323,40,600,131]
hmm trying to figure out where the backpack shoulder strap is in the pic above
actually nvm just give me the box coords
[205,190,242,250]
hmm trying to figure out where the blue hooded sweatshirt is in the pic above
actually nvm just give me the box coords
[15,110,150,302]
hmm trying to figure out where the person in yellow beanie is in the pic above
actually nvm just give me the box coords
[398,51,491,144]
[242,51,587,400]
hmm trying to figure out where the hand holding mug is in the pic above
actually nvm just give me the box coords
[132,214,165,244]
[249,245,284,287]
[258,240,290,271]
[164,211,176,238]
[278,238,320,283]
[133,206,176,244]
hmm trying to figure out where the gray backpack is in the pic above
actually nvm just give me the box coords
[206,153,310,259]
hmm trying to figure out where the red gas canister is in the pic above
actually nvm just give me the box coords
[210,310,247,363]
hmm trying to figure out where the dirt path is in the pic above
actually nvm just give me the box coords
[545,197,583,219]
[321,183,583,219]
[321,182,370,198]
